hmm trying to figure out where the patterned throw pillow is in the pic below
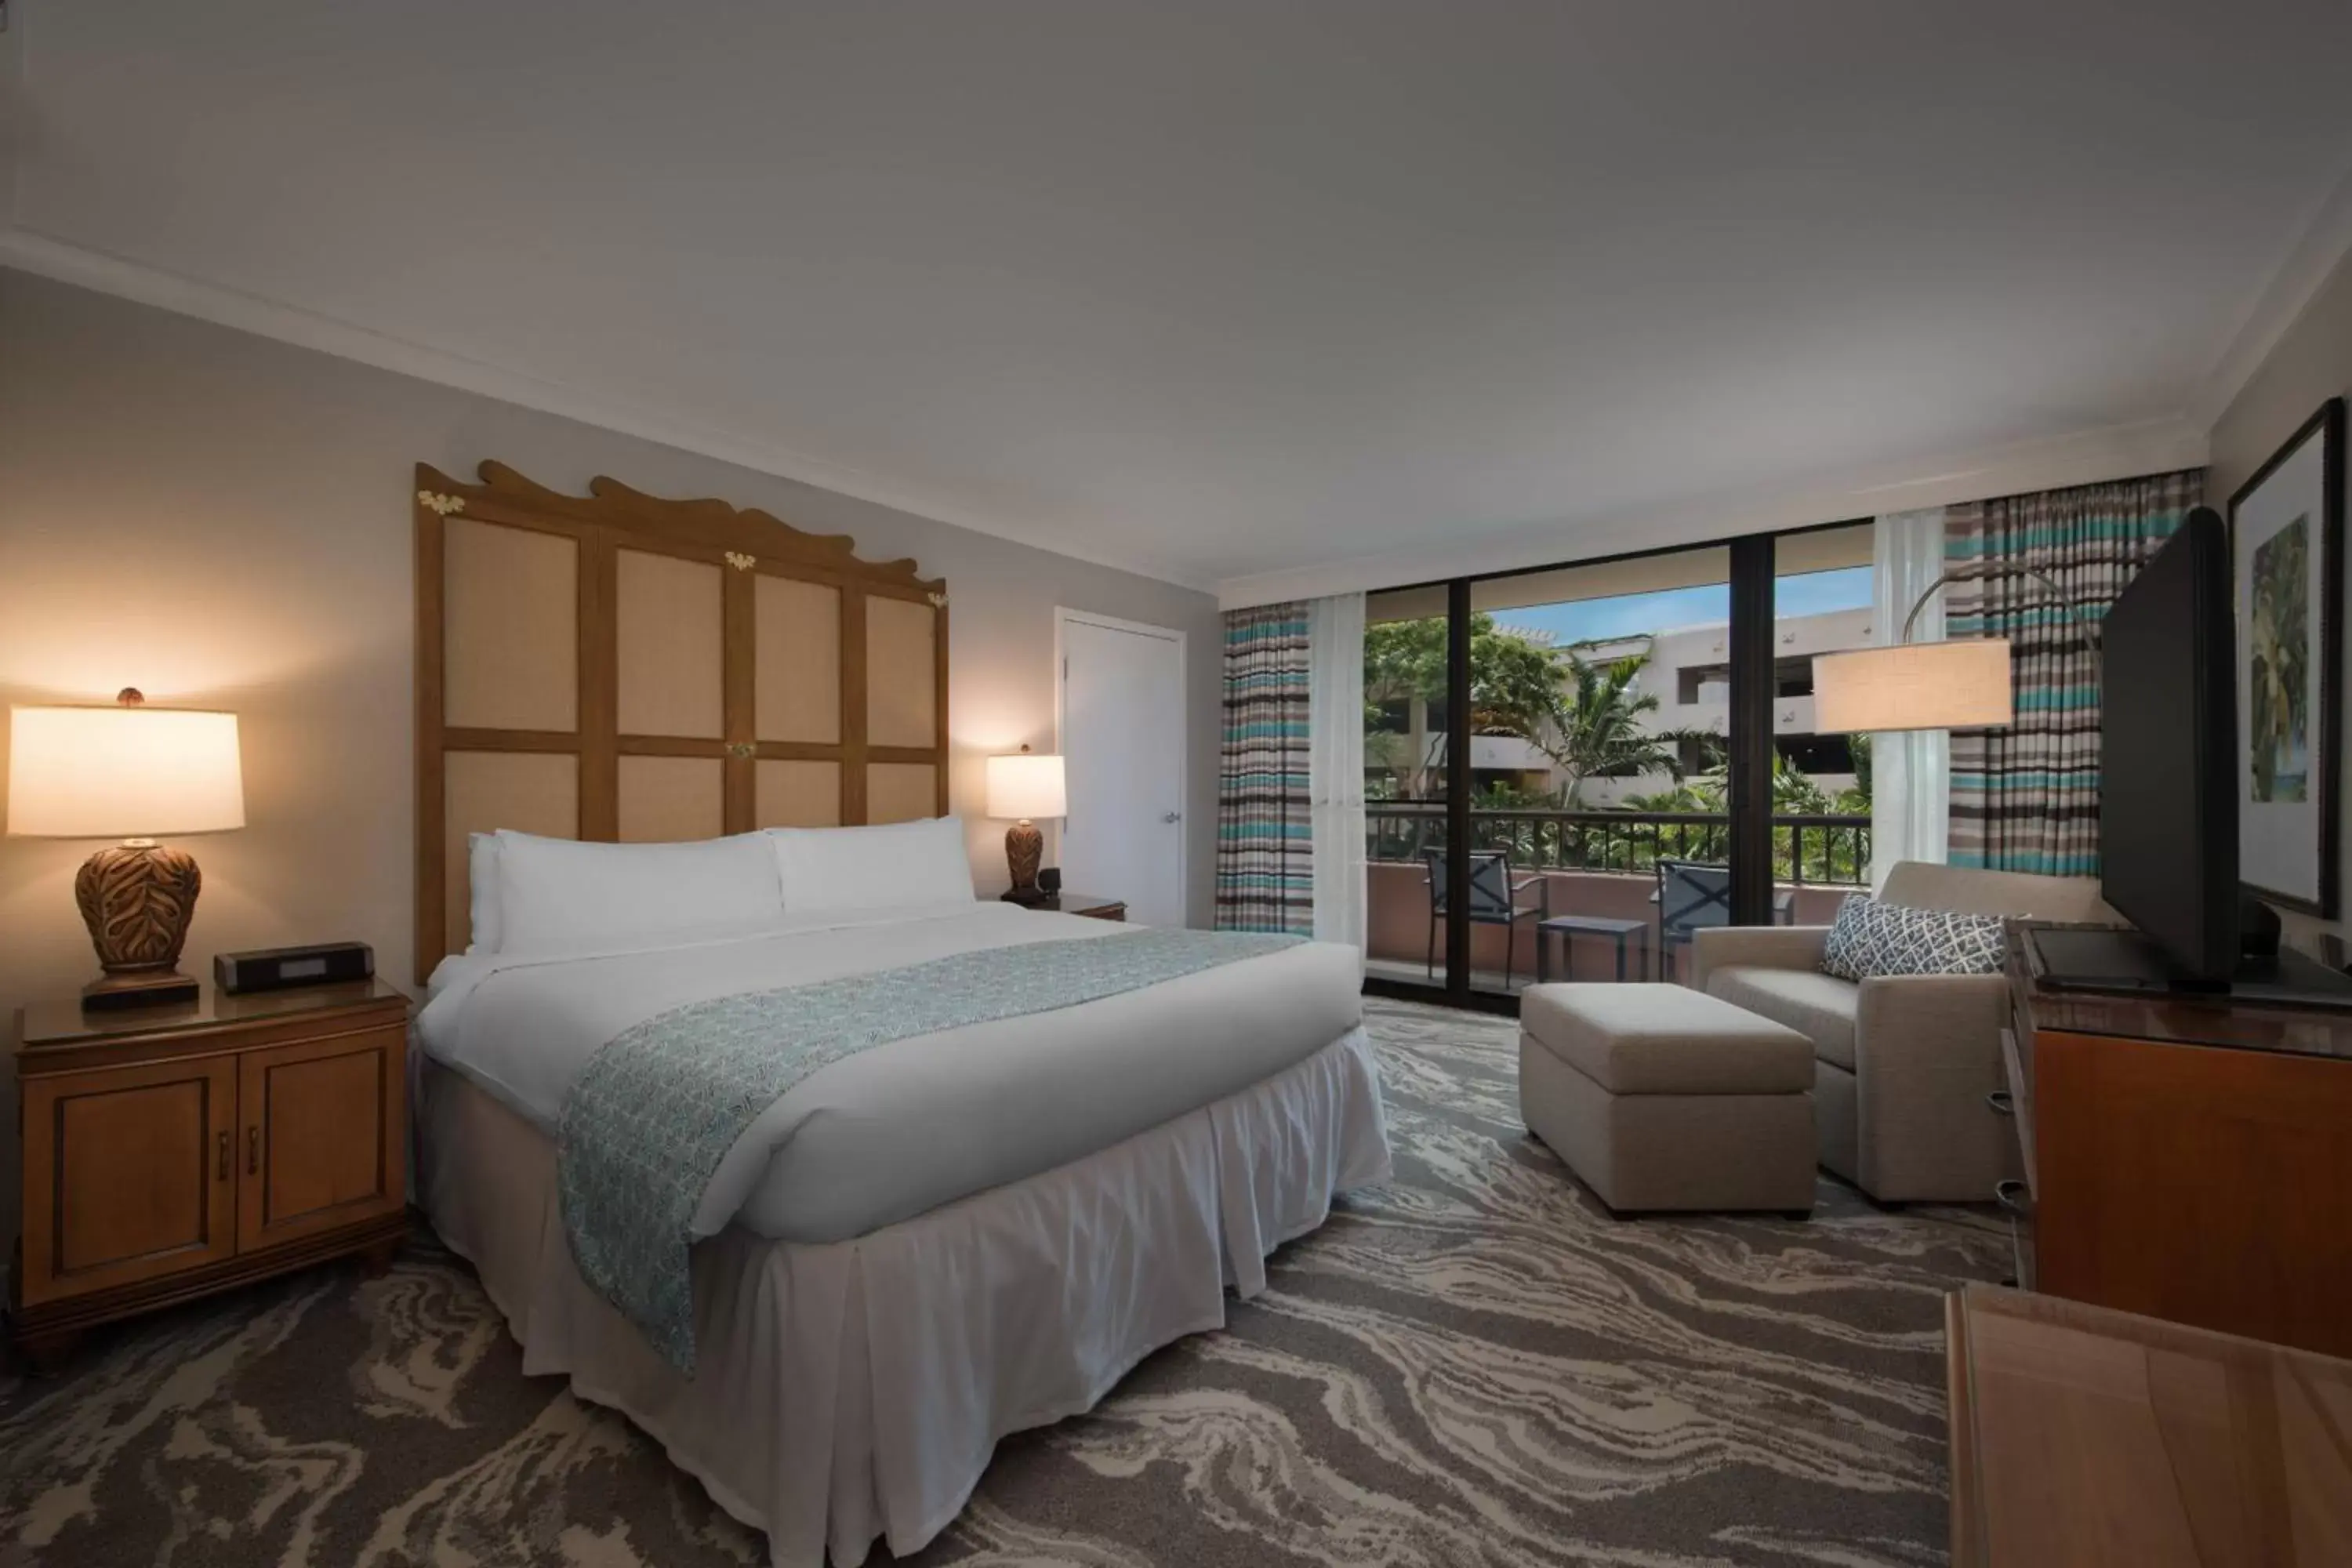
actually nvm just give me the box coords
[1818,893,2008,982]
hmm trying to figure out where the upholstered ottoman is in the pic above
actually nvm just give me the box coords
[1519,983,1817,1215]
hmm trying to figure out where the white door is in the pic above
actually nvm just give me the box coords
[1058,612,1187,927]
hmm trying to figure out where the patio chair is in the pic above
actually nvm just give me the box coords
[1423,849,1550,989]
[1654,858,1733,982]
[1651,859,1802,980]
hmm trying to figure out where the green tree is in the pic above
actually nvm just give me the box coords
[1532,653,1715,805]
[1363,616,1447,721]
[1467,619,1567,739]
[1679,750,1829,814]
[1363,613,1575,797]
[1839,731,1873,814]
[1363,618,1719,805]
[1363,616,1448,797]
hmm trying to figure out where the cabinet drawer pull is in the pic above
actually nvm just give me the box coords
[1994,1178,2032,1218]
[1986,1090,2014,1117]
[218,1131,230,1182]
[248,1127,260,1175]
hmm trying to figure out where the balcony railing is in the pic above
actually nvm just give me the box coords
[1367,803,1871,887]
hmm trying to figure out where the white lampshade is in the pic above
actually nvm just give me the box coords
[1812,641,2013,734]
[985,751,1066,821]
[7,702,246,839]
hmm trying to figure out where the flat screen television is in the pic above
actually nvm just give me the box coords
[2096,506,2238,983]
[2036,505,2352,1006]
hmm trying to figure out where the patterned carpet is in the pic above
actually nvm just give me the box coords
[0,999,2004,1567]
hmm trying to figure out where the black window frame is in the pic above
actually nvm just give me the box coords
[1361,519,1864,1015]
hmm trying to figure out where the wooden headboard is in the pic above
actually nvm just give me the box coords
[414,460,949,981]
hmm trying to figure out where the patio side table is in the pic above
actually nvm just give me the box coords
[1534,915,1651,984]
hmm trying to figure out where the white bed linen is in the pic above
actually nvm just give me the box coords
[417,902,1364,1243]
[417,1029,1391,1567]
[768,815,976,913]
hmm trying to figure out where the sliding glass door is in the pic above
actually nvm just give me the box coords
[1458,547,1733,998]
[1362,523,1870,1011]
[1363,586,1452,989]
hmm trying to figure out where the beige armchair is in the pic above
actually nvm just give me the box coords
[1689,861,2116,1203]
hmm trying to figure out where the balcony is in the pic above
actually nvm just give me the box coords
[1366,804,1870,991]
[1659,695,1819,735]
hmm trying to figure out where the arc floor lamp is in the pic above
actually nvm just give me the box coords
[1813,563,2089,735]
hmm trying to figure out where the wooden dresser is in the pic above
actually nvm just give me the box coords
[2002,928,2352,1358]
[1947,1285,2351,1565]
[8,980,409,1368]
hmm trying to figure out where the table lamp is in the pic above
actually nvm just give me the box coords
[985,745,1065,904]
[7,689,245,1010]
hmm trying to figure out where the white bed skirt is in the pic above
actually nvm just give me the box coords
[416,1026,1390,1568]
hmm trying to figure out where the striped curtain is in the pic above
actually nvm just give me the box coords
[1945,469,2203,875]
[1216,602,1314,934]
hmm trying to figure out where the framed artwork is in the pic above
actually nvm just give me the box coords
[2228,397,2344,916]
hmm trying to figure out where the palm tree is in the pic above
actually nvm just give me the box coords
[1531,654,1714,805]
[1619,782,1708,813]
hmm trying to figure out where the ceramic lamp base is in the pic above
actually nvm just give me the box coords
[75,839,204,1011]
[82,968,201,1012]
[1004,819,1044,895]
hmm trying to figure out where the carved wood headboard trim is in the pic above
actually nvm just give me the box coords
[414,460,950,981]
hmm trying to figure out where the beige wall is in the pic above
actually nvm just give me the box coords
[2207,247,2352,953]
[0,268,1223,1251]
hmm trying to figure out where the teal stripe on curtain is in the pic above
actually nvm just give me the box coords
[1944,470,2203,876]
[1216,604,1315,934]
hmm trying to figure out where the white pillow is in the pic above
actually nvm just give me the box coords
[467,832,504,953]
[492,830,787,955]
[768,817,977,916]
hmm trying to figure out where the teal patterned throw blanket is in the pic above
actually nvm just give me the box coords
[557,927,1301,1371]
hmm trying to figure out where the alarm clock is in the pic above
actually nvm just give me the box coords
[214,941,376,995]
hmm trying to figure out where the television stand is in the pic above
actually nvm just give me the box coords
[2026,924,2352,1011]
[2005,922,2352,1358]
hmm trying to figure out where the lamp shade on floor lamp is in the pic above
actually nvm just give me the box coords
[1813,640,2013,734]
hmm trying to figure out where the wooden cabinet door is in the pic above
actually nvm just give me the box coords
[18,1055,240,1307]
[237,1025,406,1254]
[2035,1029,2352,1357]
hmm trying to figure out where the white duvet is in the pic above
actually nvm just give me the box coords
[418,902,1365,1244]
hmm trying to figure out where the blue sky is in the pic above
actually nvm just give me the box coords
[1496,565,1871,645]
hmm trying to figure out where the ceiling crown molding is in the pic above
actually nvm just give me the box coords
[2194,154,2352,430]
[0,225,1219,593]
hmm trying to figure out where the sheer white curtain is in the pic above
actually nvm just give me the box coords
[1870,509,1951,886]
[1306,592,1367,963]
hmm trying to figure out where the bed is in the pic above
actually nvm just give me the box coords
[408,465,1389,1566]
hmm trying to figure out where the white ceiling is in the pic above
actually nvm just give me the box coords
[6,2,2352,597]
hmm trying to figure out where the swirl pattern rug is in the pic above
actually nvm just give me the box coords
[0,998,2005,1566]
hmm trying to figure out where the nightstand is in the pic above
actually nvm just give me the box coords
[8,979,410,1370]
[1004,891,1127,921]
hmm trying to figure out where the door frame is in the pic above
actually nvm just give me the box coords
[1360,519,1859,1014]
[1054,607,1190,920]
